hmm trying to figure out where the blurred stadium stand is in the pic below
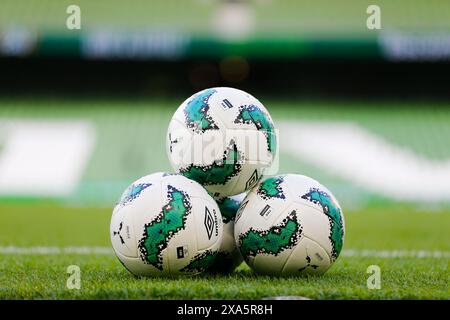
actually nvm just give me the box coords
[0,1,449,207]
[2,0,450,59]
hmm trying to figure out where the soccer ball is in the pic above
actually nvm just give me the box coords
[166,87,277,198]
[110,172,223,276]
[234,174,345,276]
[208,193,246,273]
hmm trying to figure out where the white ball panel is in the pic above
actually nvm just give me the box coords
[281,237,331,275]
[289,202,334,261]
[111,173,163,260]
[114,249,167,277]
[110,205,138,258]
[252,249,291,275]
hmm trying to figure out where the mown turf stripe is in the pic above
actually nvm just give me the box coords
[0,246,448,258]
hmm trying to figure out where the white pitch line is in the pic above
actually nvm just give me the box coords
[0,246,448,259]
[341,249,450,259]
[0,246,113,255]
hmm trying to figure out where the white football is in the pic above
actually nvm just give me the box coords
[209,193,246,273]
[110,172,223,276]
[234,174,345,276]
[166,87,277,198]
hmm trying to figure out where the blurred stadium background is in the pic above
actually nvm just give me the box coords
[1,0,449,208]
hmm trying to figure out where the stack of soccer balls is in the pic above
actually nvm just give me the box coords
[110,87,345,277]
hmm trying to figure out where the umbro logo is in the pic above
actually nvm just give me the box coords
[204,207,218,240]
[245,169,259,190]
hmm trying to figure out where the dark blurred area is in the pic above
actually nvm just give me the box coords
[1,0,450,101]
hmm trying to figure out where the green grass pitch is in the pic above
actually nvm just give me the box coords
[0,203,448,299]
[0,99,449,299]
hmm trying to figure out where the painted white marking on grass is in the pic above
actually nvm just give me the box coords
[0,119,96,197]
[279,121,450,202]
[0,246,448,259]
